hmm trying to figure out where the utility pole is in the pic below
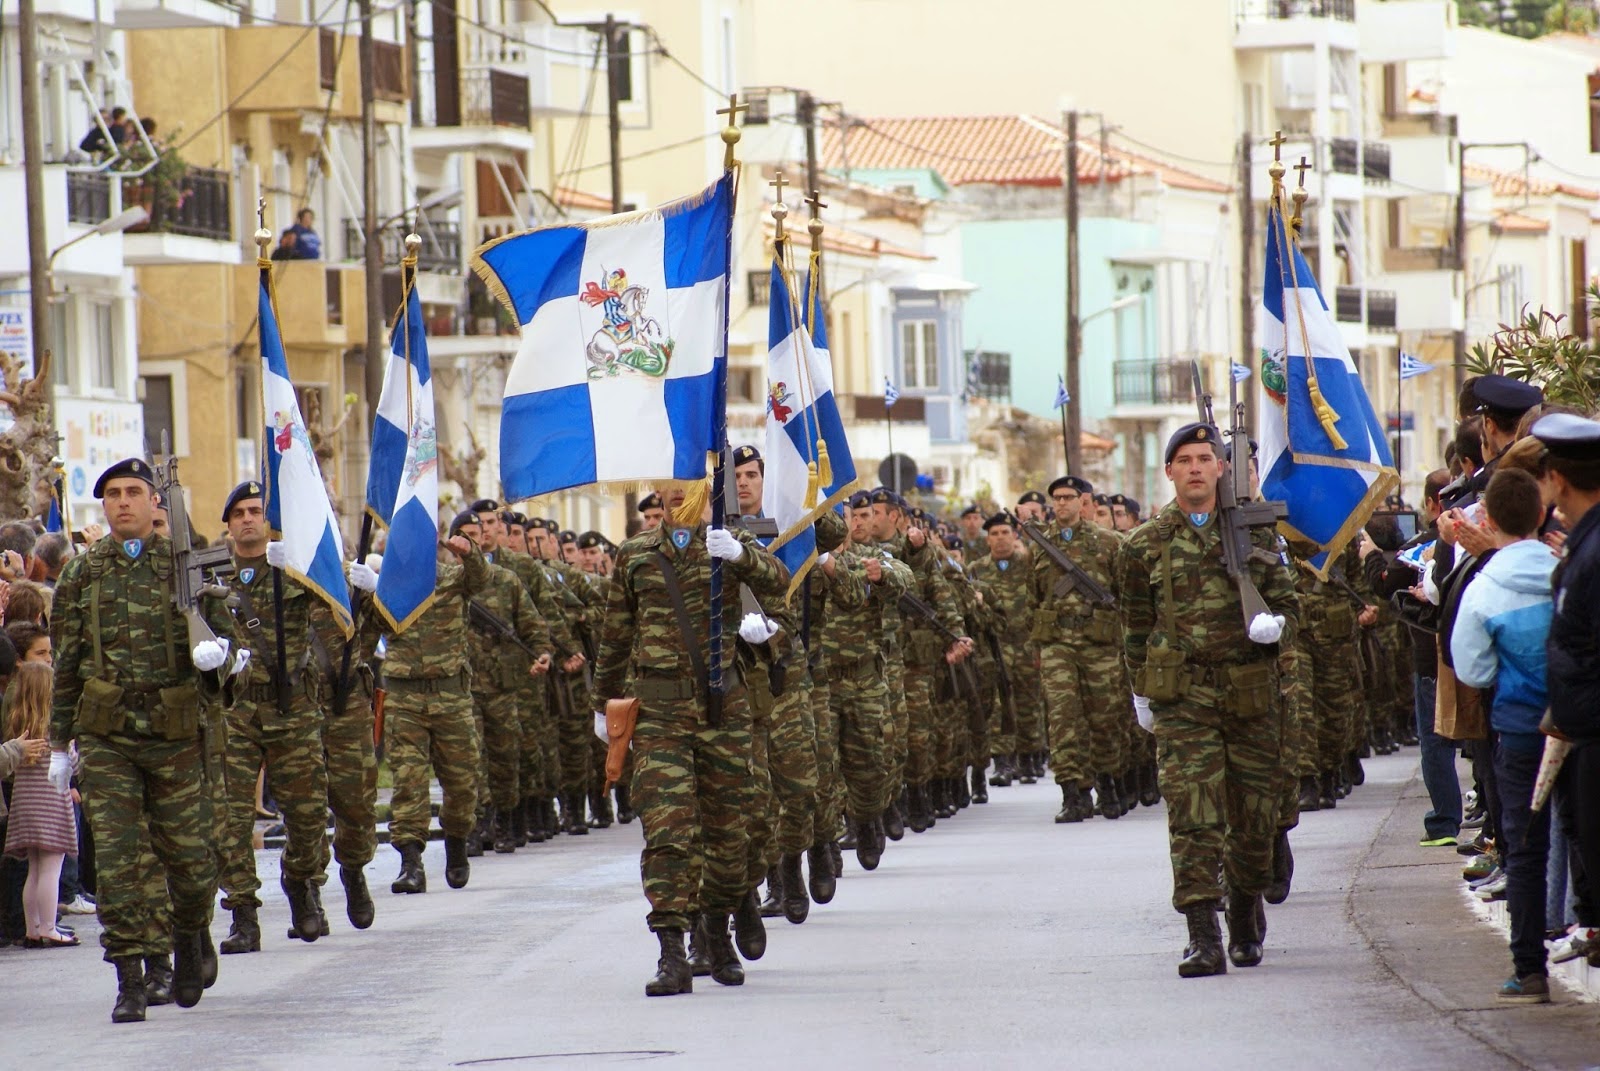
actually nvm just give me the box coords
[1239,131,1256,430]
[605,14,625,213]
[19,0,50,414]
[1064,109,1082,476]
[360,0,386,418]
[799,90,822,293]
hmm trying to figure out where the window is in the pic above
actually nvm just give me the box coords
[1589,73,1600,154]
[91,302,116,390]
[899,320,938,389]
[141,374,174,457]
[746,269,771,307]
[964,350,1011,404]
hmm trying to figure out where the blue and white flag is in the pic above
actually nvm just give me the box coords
[763,254,858,592]
[365,275,439,632]
[1053,374,1070,409]
[473,175,733,500]
[1399,352,1435,381]
[1232,362,1252,383]
[1258,198,1398,576]
[884,377,900,408]
[259,271,353,636]
[963,352,983,401]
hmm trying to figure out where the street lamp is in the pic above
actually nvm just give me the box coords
[1083,293,1143,324]
[48,205,150,273]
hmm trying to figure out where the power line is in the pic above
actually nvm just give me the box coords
[564,130,722,175]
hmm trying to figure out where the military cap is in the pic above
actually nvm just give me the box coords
[1165,422,1221,464]
[868,487,903,509]
[1093,493,1109,506]
[1110,493,1142,517]
[910,507,926,522]
[524,517,548,532]
[93,457,156,498]
[500,510,524,527]
[1016,490,1047,508]
[1048,475,1092,497]
[1531,412,1600,461]
[468,497,501,514]
[960,504,982,518]
[731,445,763,468]
[945,535,965,551]
[576,530,605,550]
[1471,374,1542,416]
[848,490,872,510]
[638,491,664,513]
[448,510,480,535]
[559,530,577,544]
[220,480,265,521]
[982,511,1017,531]
[1223,438,1260,463]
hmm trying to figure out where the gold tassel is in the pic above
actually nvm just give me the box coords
[804,461,820,509]
[816,440,832,488]
[673,478,711,527]
[1306,381,1349,450]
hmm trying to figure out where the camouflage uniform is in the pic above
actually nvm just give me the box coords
[502,550,582,822]
[467,556,549,826]
[1117,503,1299,911]
[312,597,380,880]
[1291,543,1366,780]
[939,563,986,783]
[50,534,222,962]
[592,525,789,934]
[382,549,490,849]
[552,561,606,825]
[896,539,963,800]
[968,548,1041,764]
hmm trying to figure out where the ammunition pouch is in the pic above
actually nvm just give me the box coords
[153,681,202,741]
[76,677,127,736]
[1086,607,1120,646]
[1224,660,1278,718]
[1139,643,1187,704]
[1309,603,1355,645]
[906,629,943,667]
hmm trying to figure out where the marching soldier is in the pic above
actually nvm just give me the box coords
[969,513,1044,786]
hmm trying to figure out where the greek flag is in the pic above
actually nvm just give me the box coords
[884,377,900,408]
[259,271,353,636]
[473,175,733,500]
[1258,198,1398,576]
[763,254,858,592]
[365,275,438,632]
[963,352,983,401]
[1232,362,1252,383]
[1399,352,1435,381]
[1053,374,1070,409]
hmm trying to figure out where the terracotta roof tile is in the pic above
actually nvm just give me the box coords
[1491,210,1551,234]
[1464,163,1599,202]
[761,214,934,261]
[553,186,614,212]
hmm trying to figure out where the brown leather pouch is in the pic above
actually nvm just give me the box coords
[605,697,641,789]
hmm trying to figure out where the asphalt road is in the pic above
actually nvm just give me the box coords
[5,753,1598,1069]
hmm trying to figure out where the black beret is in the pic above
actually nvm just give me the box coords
[93,458,155,498]
[1532,412,1600,461]
[448,510,479,535]
[524,518,548,532]
[1017,490,1047,507]
[500,511,524,527]
[732,445,762,468]
[1165,422,1221,464]
[982,511,1017,531]
[910,507,926,521]
[960,504,982,518]
[868,487,901,508]
[848,490,872,509]
[1471,374,1542,416]
[1093,493,1109,506]
[220,480,264,521]
[1123,497,1142,516]
[469,498,501,514]
[559,530,577,544]
[1048,475,1092,497]
[638,492,664,512]
[945,535,965,551]
[576,530,605,550]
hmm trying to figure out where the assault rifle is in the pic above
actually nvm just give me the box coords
[468,599,536,657]
[1016,521,1115,606]
[1190,362,1289,628]
[897,589,980,695]
[982,628,1019,739]
[154,433,240,667]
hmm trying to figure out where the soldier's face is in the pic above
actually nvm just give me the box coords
[640,507,664,530]
[227,499,267,552]
[1051,489,1082,527]
[581,545,604,572]
[734,462,763,513]
[476,512,503,544]
[502,524,523,551]
[1095,503,1113,526]
[986,524,1016,558]
[1017,502,1045,523]
[849,507,873,544]
[1167,445,1223,508]
[103,479,157,539]
[1112,505,1134,532]
[960,515,982,541]
[948,547,964,565]
[869,504,897,540]
[562,542,580,564]
[457,522,485,551]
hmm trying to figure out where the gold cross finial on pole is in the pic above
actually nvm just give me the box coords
[254,196,271,260]
[718,93,748,170]
[1269,130,1288,162]
[769,170,790,242]
[1294,155,1312,189]
[805,190,827,242]
[1290,157,1311,236]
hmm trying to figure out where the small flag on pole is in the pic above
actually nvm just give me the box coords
[1399,352,1435,381]
[1053,374,1070,410]
[884,377,900,408]
[1232,362,1252,383]
[964,352,983,401]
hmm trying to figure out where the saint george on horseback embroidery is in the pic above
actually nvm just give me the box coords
[580,267,675,380]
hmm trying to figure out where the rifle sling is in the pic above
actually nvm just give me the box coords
[647,550,713,718]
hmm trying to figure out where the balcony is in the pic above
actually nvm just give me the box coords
[227,26,405,123]
[1382,245,1459,273]
[1237,0,1354,22]
[123,166,242,266]
[1367,290,1397,332]
[1363,142,1391,183]
[67,171,111,225]
[1328,139,1388,181]
[1235,0,1359,50]
[1113,359,1197,408]
[1335,286,1362,323]
[115,0,239,29]
[342,219,462,275]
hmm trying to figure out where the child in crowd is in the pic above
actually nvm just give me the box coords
[2,663,78,947]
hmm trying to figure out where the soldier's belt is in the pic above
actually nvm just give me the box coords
[387,670,468,693]
[245,676,310,705]
[632,678,699,701]
[818,651,880,683]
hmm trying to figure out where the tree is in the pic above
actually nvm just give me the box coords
[1465,285,1600,412]
[0,349,56,522]
[1457,0,1596,37]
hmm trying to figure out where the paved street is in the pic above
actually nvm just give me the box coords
[5,752,1599,1069]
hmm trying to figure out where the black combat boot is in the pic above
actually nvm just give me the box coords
[281,875,321,942]
[1319,770,1339,810]
[511,801,528,848]
[143,953,174,1005]
[1138,761,1162,807]
[1297,775,1322,813]
[971,765,989,804]
[219,903,260,954]
[687,916,713,977]
[1017,752,1038,785]
[391,842,426,894]
[1265,830,1294,905]
[342,864,375,929]
[1095,774,1122,820]
[1346,751,1365,788]
[590,785,614,829]
[807,842,837,904]
[954,773,971,809]
[1054,783,1080,824]
[758,866,783,918]
[779,853,810,924]
[288,882,330,940]
[838,822,859,850]
[200,928,218,989]
[733,888,767,960]
[1178,903,1227,978]
[563,792,590,836]
[444,835,471,889]
[702,912,745,986]
[934,780,955,820]
[465,812,486,857]
[907,785,930,834]
[523,798,546,844]
[616,782,635,824]
[493,808,517,854]
[883,793,906,841]
[1225,890,1265,967]
[645,928,692,997]
[854,815,883,871]
[111,957,147,1023]
[826,840,844,879]
[989,756,1012,788]
[1118,772,1138,814]
[172,929,205,1008]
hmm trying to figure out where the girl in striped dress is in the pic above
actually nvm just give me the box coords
[3,663,78,947]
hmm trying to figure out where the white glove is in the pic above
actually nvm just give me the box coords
[229,647,253,677]
[265,540,290,569]
[192,639,228,672]
[1247,612,1286,645]
[348,560,379,592]
[739,612,778,644]
[47,751,72,795]
[705,528,745,562]
[594,711,609,743]
[365,553,384,573]
[1133,695,1154,733]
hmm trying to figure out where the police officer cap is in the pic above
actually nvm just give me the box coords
[576,530,605,550]
[1531,412,1600,461]
[960,503,982,518]
[1165,422,1221,464]
[448,509,479,535]
[559,529,577,544]
[220,480,265,522]
[848,490,872,510]
[732,445,762,468]
[982,511,1017,531]
[93,457,156,499]
[1471,374,1542,417]
[469,497,501,514]
[1016,490,1047,507]
[1047,475,1092,497]
[638,491,664,513]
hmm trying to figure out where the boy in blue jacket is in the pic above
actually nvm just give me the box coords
[1451,467,1558,1004]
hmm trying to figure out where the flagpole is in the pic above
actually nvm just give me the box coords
[1059,398,1070,475]
[886,399,896,494]
[1395,349,1404,504]
[255,203,292,720]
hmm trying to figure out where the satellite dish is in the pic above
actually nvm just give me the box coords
[878,453,918,493]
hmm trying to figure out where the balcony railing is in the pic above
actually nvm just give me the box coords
[342,219,462,274]
[1113,359,1197,407]
[1363,142,1391,183]
[1236,0,1354,22]
[67,171,111,225]
[965,350,1012,405]
[1367,289,1397,332]
[1335,286,1362,323]
[122,166,233,241]
[462,68,531,128]
[1382,245,1460,272]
